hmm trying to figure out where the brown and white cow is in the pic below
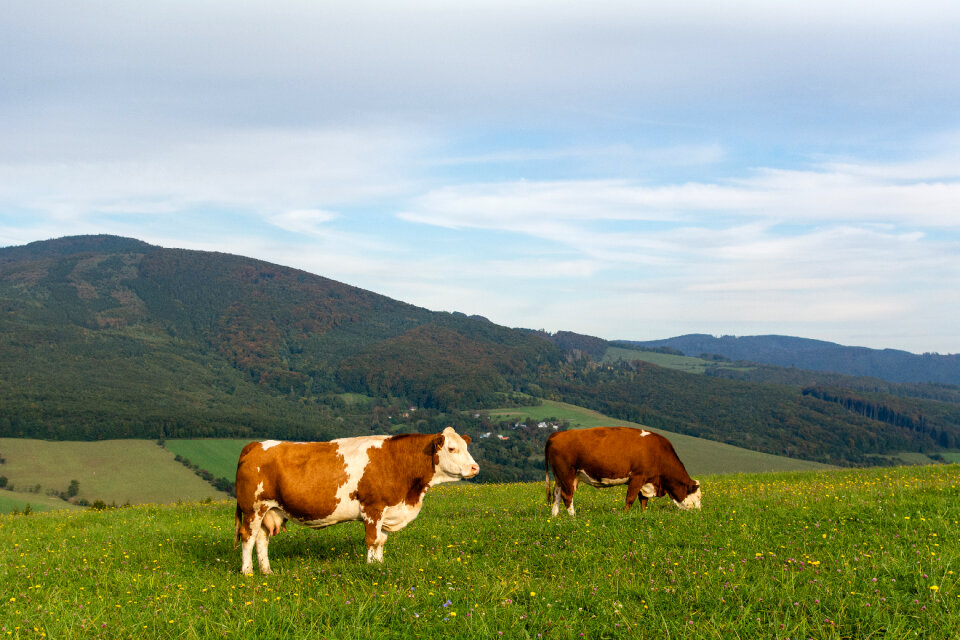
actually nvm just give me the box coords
[234,427,479,574]
[544,427,701,517]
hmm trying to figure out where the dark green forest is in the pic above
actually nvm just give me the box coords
[2,235,959,480]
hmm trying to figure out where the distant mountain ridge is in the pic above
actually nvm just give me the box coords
[625,334,960,385]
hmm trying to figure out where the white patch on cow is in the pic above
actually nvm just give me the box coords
[381,500,424,532]
[240,533,258,575]
[367,539,386,563]
[302,436,388,528]
[641,483,657,498]
[432,427,480,484]
[683,484,703,510]
[255,528,272,574]
[576,469,629,488]
[260,440,282,451]
[639,430,651,437]
[673,484,702,510]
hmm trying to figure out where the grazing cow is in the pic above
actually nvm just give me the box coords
[544,427,701,517]
[234,427,479,574]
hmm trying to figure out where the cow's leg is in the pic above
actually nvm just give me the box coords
[255,527,273,575]
[238,510,265,575]
[625,477,644,511]
[551,482,563,517]
[363,516,388,563]
[558,475,577,517]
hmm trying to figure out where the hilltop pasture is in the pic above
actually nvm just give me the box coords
[1,464,957,638]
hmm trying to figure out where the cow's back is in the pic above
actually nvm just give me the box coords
[547,427,671,478]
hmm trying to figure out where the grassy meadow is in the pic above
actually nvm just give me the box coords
[164,439,253,483]
[2,464,958,639]
[601,347,754,375]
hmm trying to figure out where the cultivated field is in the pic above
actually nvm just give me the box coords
[2,464,957,639]
[0,439,231,511]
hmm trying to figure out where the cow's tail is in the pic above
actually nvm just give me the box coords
[233,504,242,549]
[544,442,552,504]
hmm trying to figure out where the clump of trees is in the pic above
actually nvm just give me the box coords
[173,453,235,497]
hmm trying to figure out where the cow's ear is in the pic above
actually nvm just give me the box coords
[432,434,445,452]
[461,435,472,445]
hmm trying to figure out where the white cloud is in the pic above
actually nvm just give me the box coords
[269,210,340,235]
[0,125,427,221]
[401,154,960,235]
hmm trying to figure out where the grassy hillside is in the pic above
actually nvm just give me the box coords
[541,358,960,465]
[0,491,81,513]
[484,400,833,475]
[602,345,749,374]
[2,465,957,638]
[164,438,252,482]
[0,438,230,510]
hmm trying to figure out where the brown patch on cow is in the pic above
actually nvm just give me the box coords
[354,433,444,510]
[235,441,348,522]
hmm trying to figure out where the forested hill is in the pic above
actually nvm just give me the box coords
[0,235,561,442]
[625,334,960,385]
[2,235,959,471]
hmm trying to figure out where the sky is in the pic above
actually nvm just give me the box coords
[2,1,959,354]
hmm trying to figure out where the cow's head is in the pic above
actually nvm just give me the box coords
[432,426,480,483]
[672,480,702,510]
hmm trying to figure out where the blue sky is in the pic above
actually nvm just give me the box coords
[2,1,959,353]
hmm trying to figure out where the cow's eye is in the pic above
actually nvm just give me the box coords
[448,446,456,452]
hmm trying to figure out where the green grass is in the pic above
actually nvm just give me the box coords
[2,464,957,638]
[0,490,80,513]
[165,439,252,481]
[603,346,715,373]
[486,400,833,476]
[889,452,943,465]
[0,438,230,512]
[602,346,756,375]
